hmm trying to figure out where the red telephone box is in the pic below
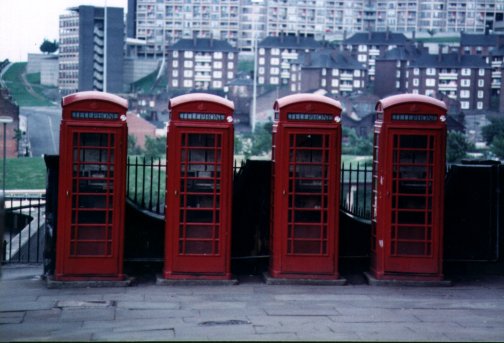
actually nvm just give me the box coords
[269,94,343,280]
[371,94,447,281]
[163,93,234,280]
[55,91,128,281]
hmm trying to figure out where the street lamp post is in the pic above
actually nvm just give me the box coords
[0,116,13,196]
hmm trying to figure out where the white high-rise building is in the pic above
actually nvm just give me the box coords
[127,0,504,56]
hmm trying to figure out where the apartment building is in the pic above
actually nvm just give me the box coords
[290,48,367,95]
[375,0,504,33]
[374,44,427,98]
[128,1,504,56]
[257,34,321,86]
[342,31,411,80]
[59,6,124,95]
[406,52,492,110]
[167,38,238,90]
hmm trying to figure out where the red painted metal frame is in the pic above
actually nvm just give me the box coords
[164,93,234,280]
[55,91,128,281]
[270,94,342,280]
[371,93,447,281]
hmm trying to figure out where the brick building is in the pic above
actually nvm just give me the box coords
[290,48,366,95]
[167,38,238,90]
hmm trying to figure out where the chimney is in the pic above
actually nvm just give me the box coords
[304,50,311,66]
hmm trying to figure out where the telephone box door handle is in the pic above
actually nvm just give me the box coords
[174,190,178,196]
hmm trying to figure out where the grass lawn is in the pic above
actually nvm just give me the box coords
[2,63,53,107]
[2,157,46,190]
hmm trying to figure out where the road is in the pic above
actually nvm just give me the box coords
[20,106,61,157]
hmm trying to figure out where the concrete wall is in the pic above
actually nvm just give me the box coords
[40,57,59,87]
[123,58,159,85]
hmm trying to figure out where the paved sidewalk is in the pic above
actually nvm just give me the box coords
[1,265,504,341]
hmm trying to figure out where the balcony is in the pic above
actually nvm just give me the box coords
[369,49,380,56]
[340,73,353,80]
[439,72,458,80]
[194,74,211,82]
[195,64,212,72]
[195,55,212,63]
[438,82,458,91]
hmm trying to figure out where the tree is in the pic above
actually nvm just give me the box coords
[342,127,373,156]
[250,121,273,157]
[446,130,473,163]
[128,134,143,155]
[39,39,58,54]
[144,136,166,159]
[482,117,504,160]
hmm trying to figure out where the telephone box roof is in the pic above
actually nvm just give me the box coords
[62,91,128,109]
[275,93,341,110]
[377,94,447,111]
[169,93,234,110]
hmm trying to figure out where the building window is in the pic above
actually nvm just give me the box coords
[353,80,360,88]
[258,76,264,84]
[426,68,436,75]
[271,48,280,55]
[358,54,367,62]
[271,67,280,75]
[213,52,223,59]
[322,68,326,76]
[259,48,265,55]
[461,101,470,109]
[395,81,400,88]
[412,89,419,94]
[213,61,222,69]
[258,67,265,75]
[213,71,222,78]
[413,68,419,75]
[172,70,178,77]
[173,51,178,58]
[396,70,401,78]
[172,79,178,87]
[461,68,471,76]
[332,69,339,76]
[227,71,233,79]
[477,101,483,109]
[259,57,265,65]
[173,60,179,67]
[478,90,484,98]
[354,70,361,77]
[396,60,401,68]
[271,58,280,65]
[461,79,470,87]
[270,76,279,84]
[213,80,222,88]
[184,51,193,58]
[358,45,367,52]
[479,68,485,76]
[426,78,436,86]
[331,79,339,87]
[460,90,470,98]
[183,79,193,88]
[184,70,193,77]
[184,60,193,68]
[321,79,326,87]
[228,52,234,59]
[228,62,234,69]
[478,79,485,87]
[413,78,419,86]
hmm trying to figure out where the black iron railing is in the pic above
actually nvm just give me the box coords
[340,162,372,220]
[126,157,166,215]
[127,157,373,220]
[2,194,46,264]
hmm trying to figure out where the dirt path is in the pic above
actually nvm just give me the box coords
[20,71,45,101]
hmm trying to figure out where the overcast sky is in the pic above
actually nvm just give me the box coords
[0,0,127,62]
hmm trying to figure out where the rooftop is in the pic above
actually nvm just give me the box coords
[344,31,410,45]
[409,52,490,69]
[169,38,237,52]
[258,35,322,49]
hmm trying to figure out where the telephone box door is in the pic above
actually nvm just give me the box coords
[280,128,338,274]
[383,129,444,274]
[59,126,126,276]
[167,127,231,275]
